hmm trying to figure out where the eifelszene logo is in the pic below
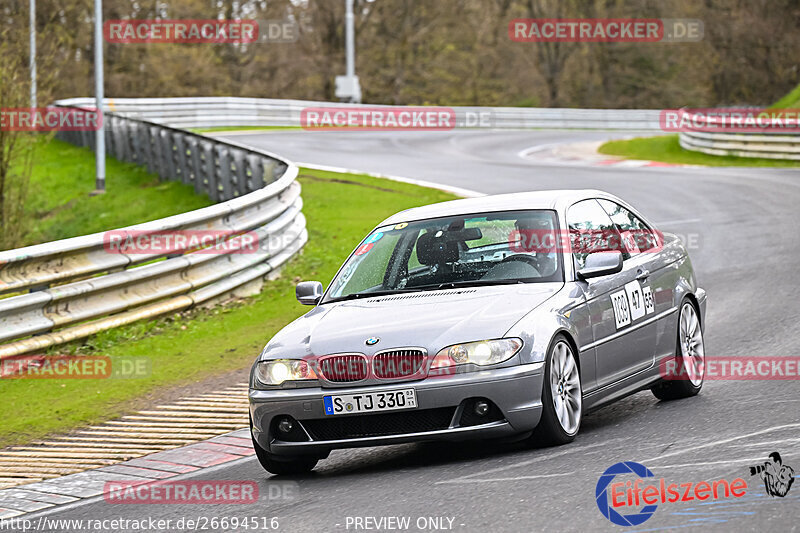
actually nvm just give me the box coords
[596,462,658,526]
[595,461,747,527]
[749,451,795,497]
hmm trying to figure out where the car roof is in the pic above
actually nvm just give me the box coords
[380,189,623,226]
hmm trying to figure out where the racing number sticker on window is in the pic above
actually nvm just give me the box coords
[611,290,631,329]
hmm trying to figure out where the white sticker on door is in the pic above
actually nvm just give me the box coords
[625,280,646,321]
[642,285,655,315]
[611,290,632,329]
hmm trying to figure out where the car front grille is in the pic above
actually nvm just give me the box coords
[373,349,426,379]
[301,407,456,441]
[318,354,368,382]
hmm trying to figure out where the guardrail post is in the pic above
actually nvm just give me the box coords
[136,124,151,170]
[217,145,235,200]
[199,140,218,201]
[231,150,246,196]
[110,115,126,162]
[187,136,203,194]
[172,133,190,185]
[160,130,179,181]
[246,154,262,193]
[261,159,277,187]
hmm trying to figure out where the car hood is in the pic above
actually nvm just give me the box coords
[261,283,562,359]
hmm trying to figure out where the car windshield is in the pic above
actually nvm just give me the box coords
[325,210,563,302]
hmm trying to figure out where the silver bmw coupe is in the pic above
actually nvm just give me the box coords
[249,190,707,474]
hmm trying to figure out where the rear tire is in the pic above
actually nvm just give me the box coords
[529,334,582,446]
[251,435,318,475]
[652,299,704,401]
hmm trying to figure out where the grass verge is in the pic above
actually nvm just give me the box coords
[0,167,457,447]
[597,134,800,168]
[771,82,800,109]
[18,137,213,247]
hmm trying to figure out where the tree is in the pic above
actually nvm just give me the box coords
[0,30,34,249]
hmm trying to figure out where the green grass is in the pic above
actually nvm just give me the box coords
[0,168,457,447]
[599,77,800,167]
[771,82,800,109]
[598,134,800,167]
[190,125,302,134]
[18,137,213,247]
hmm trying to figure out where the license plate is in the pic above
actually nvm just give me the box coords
[323,389,417,416]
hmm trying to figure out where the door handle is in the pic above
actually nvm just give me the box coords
[636,269,650,281]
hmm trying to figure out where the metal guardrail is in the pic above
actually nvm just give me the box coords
[676,109,800,161]
[0,108,306,358]
[64,97,799,160]
[680,130,800,160]
[56,97,664,130]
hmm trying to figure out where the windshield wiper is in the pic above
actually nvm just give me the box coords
[327,279,528,303]
[325,288,421,303]
[414,279,526,291]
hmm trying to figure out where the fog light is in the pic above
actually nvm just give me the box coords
[474,401,489,416]
[277,417,294,434]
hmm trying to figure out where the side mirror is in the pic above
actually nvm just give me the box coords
[577,251,623,280]
[296,281,324,305]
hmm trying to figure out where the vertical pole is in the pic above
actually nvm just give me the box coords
[345,0,355,79]
[29,0,36,108]
[335,0,360,103]
[94,0,105,192]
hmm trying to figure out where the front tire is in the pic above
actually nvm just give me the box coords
[529,334,582,446]
[251,435,318,475]
[652,299,704,401]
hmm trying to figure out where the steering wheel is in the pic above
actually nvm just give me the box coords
[498,254,543,275]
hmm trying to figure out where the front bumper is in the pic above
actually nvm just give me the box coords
[250,363,544,456]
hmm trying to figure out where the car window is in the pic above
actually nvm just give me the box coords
[597,199,658,255]
[325,210,564,301]
[566,199,619,270]
[336,231,402,296]
[401,212,561,282]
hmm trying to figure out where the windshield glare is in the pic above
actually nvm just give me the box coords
[326,210,563,301]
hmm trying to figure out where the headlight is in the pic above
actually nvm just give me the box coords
[431,338,523,369]
[255,359,318,386]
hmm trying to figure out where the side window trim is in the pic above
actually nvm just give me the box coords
[594,198,632,261]
[596,198,656,259]
[566,198,622,272]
